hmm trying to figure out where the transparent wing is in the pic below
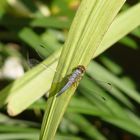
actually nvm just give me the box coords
[28,58,57,73]
[28,58,112,99]
[26,58,57,97]
[91,77,112,92]
[78,75,113,102]
[28,58,40,68]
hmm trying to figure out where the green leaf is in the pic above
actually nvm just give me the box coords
[39,0,125,139]
[66,113,107,140]
[0,50,60,115]
[94,2,140,58]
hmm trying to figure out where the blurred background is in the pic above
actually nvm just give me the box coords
[0,0,140,140]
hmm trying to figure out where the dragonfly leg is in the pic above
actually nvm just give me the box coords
[72,82,78,88]
[72,76,82,88]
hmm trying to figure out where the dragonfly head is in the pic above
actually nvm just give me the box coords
[77,65,86,73]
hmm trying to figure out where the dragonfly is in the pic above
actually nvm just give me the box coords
[56,65,86,97]
[28,58,112,100]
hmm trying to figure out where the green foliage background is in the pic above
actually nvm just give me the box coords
[0,0,140,140]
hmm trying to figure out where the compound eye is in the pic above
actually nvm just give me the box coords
[77,65,86,73]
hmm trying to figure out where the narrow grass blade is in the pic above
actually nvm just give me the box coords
[66,113,107,140]
[94,2,140,58]
[39,1,125,139]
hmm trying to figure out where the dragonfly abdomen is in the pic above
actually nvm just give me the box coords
[56,80,73,97]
